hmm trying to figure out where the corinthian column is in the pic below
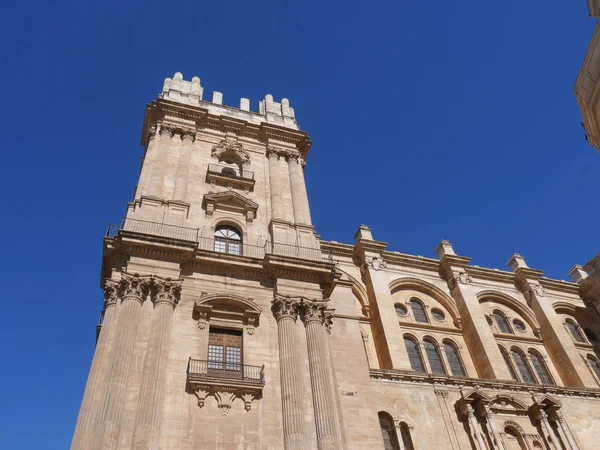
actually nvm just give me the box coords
[272,295,309,450]
[94,273,151,450]
[132,277,182,450]
[539,410,560,450]
[287,155,312,226]
[173,130,195,201]
[71,280,119,450]
[148,126,175,198]
[467,405,486,450]
[300,300,343,450]
[484,406,506,450]
[267,147,285,221]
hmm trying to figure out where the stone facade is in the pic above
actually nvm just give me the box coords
[72,72,600,450]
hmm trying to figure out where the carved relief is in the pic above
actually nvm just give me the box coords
[524,284,547,303]
[151,277,183,307]
[272,294,301,321]
[103,279,119,307]
[448,271,472,290]
[212,137,250,165]
[118,273,152,302]
[367,257,387,271]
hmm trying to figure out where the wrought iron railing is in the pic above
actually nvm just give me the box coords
[207,164,254,180]
[106,218,199,242]
[198,236,266,259]
[187,358,265,384]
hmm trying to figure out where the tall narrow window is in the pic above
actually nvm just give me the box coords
[512,349,535,384]
[528,350,553,385]
[404,336,425,373]
[378,412,400,450]
[588,355,600,381]
[492,310,513,334]
[214,225,242,255]
[410,299,428,323]
[565,319,586,343]
[424,339,446,374]
[208,328,243,378]
[400,422,415,450]
[443,341,466,377]
[500,346,518,381]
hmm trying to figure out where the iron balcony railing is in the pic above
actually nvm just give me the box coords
[106,219,333,262]
[207,164,254,180]
[187,358,265,384]
[106,218,199,242]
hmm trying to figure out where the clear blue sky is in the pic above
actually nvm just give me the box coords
[0,1,597,447]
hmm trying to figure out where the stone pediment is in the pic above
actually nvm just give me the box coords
[202,191,258,222]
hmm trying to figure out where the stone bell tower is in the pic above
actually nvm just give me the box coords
[71,72,343,450]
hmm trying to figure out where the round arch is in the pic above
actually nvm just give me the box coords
[477,290,540,334]
[194,293,262,329]
[337,268,369,311]
[389,277,460,325]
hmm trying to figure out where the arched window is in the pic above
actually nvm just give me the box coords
[404,336,425,373]
[443,341,466,377]
[511,349,535,384]
[499,346,518,381]
[378,412,400,450]
[221,167,237,177]
[492,310,513,334]
[410,299,428,323]
[424,339,446,374]
[399,422,415,450]
[587,355,600,381]
[214,225,242,255]
[505,426,528,450]
[565,319,586,343]
[528,350,553,385]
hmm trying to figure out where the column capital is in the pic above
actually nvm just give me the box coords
[181,128,196,142]
[159,124,177,137]
[299,299,334,329]
[272,294,301,321]
[103,279,119,307]
[151,277,183,308]
[266,145,283,160]
[118,273,152,303]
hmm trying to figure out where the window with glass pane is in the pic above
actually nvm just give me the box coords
[424,340,446,374]
[410,299,428,323]
[444,342,466,376]
[588,356,600,380]
[566,320,586,343]
[208,344,224,369]
[226,347,241,371]
[492,311,513,334]
[500,347,518,381]
[404,337,425,373]
[214,225,242,255]
[529,351,553,385]
[378,414,400,450]
[512,350,535,383]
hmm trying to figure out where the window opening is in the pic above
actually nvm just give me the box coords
[214,225,242,255]
[443,341,466,376]
[588,356,600,380]
[513,319,526,332]
[378,413,400,450]
[424,340,446,374]
[492,310,513,334]
[431,308,445,321]
[500,346,518,381]
[410,299,428,323]
[566,319,586,343]
[394,303,408,316]
[404,337,425,373]
[512,349,535,384]
[529,350,553,385]
[208,328,243,378]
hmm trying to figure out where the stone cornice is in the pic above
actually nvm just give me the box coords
[142,99,312,158]
[370,369,600,399]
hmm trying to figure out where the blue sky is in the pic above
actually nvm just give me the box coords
[0,1,597,448]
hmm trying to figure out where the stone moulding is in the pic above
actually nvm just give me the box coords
[369,369,600,399]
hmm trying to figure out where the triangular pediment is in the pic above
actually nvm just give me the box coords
[202,191,258,221]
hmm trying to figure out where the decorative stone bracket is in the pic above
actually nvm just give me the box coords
[190,385,261,415]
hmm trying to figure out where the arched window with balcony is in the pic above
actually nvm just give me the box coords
[410,298,428,323]
[378,412,400,450]
[214,225,242,255]
[404,336,425,373]
[528,350,553,385]
[511,348,535,384]
[443,340,466,377]
[565,318,586,343]
[492,310,513,334]
[423,338,446,374]
[499,346,518,381]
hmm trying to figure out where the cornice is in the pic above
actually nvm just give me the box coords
[369,369,600,399]
[539,277,580,297]
[384,252,440,272]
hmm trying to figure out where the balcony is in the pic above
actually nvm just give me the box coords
[107,218,333,263]
[206,163,255,191]
[187,358,264,412]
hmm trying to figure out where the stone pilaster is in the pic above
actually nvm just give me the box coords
[137,125,160,199]
[467,405,486,450]
[554,409,580,450]
[300,300,344,450]
[131,277,182,450]
[287,154,312,226]
[484,406,506,450]
[272,295,310,450]
[267,147,285,222]
[148,125,175,198]
[173,129,195,201]
[94,273,151,450]
[71,280,119,450]
[539,410,560,449]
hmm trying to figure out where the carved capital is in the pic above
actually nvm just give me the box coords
[118,273,151,302]
[151,277,183,308]
[103,279,119,307]
[367,257,387,271]
[147,125,158,140]
[448,271,472,290]
[299,300,333,330]
[265,146,281,160]
[286,152,301,162]
[159,124,177,137]
[181,128,196,141]
[524,284,547,303]
[271,294,301,321]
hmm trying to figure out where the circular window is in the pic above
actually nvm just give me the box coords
[486,315,493,326]
[513,319,526,332]
[585,328,598,344]
[394,303,408,316]
[431,308,445,321]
